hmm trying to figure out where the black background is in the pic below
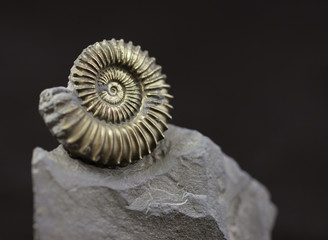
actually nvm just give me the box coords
[1,1,327,239]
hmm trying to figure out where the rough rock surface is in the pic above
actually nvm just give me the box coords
[32,125,276,240]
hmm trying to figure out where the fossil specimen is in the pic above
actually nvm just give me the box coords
[39,39,172,167]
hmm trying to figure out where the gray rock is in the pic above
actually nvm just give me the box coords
[32,125,276,240]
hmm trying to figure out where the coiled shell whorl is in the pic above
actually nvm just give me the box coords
[39,39,173,167]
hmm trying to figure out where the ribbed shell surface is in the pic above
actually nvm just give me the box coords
[39,39,172,167]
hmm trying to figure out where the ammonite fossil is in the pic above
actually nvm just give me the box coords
[39,39,172,167]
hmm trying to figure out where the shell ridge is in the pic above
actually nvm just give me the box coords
[94,42,107,68]
[141,120,158,146]
[85,48,103,70]
[114,128,123,164]
[145,116,165,139]
[122,127,133,163]
[102,127,114,165]
[128,125,142,159]
[78,119,98,153]
[90,124,104,161]
[66,116,91,144]
[134,124,150,154]
[133,50,148,73]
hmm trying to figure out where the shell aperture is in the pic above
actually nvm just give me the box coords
[39,39,172,167]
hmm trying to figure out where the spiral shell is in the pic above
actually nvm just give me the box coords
[39,39,172,167]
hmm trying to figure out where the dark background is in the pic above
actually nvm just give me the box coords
[1,1,327,239]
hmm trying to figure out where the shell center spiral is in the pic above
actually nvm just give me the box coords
[77,66,144,123]
[104,81,125,104]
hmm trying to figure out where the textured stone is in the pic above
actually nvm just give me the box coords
[32,125,276,240]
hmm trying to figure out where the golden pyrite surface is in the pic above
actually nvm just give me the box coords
[39,39,172,167]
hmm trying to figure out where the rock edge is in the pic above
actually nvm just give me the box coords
[32,124,276,240]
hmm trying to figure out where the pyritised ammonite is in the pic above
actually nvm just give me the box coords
[39,39,173,167]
